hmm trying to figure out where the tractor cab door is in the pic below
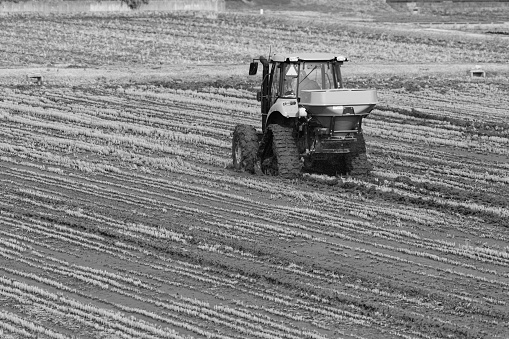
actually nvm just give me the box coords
[270,62,298,106]
[262,62,298,130]
[269,62,280,109]
[261,62,281,131]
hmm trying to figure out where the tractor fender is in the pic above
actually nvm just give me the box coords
[268,98,299,121]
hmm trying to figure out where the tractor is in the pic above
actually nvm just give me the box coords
[232,53,377,178]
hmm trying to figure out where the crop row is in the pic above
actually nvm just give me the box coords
[1,76,508,338]
[1,12,509,67]
[0,154,507,337]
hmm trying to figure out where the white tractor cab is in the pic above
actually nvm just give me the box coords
[233,53,377,177]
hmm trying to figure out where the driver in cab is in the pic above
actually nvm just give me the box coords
[283,65,298,96]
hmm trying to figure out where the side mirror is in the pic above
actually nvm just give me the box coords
[249,62,258,75]
[256,91,262,102]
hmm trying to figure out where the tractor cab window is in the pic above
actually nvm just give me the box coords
[271,62,299,100]
[298,62,336,95]
[270,63,281,100]
[282,63,298,98]
[270,61,343,101]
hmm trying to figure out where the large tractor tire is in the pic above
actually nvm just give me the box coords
[347,133,372,176]
[260,124,302,178]
[232,124,259,174]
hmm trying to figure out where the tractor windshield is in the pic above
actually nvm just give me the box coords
[280,61,342,98]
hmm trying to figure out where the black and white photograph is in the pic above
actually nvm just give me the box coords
[0,0,508,338]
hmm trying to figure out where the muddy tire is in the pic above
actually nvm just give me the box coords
[232,124,259,174]
[260,124,302,178]
[347,133,372,176]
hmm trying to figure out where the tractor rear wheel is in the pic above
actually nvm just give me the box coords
[347,133,372,176]
[232,124,259,173]
[260,124,302,178]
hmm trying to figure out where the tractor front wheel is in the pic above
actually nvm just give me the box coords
[232,124,259,173]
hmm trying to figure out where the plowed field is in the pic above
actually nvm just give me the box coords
[1,10,509,339]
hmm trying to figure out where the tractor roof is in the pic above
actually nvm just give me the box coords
[270,53,347,63]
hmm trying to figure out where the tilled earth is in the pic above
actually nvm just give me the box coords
[0,69,508,338]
